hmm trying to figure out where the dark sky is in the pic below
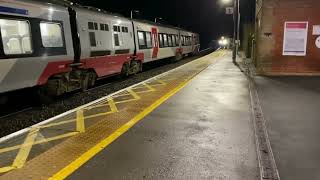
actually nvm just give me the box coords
[70,0,255,48]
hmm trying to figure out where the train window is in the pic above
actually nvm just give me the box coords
[114,34,120,46]
[163,34,168,47]
[105,24,109,31]
[172,35,176,47]
[0,19,33,55]
[168,35,172,47]
[88,22,94,30]
[100,24,105,31]
[40,22,64,48]
[89,32,96,47]
[113,26,121,32]
[159,34,163,48]
[138,31,146,48]
[122,27,128,33]
[176,35,179,46]
[145,32,152,48]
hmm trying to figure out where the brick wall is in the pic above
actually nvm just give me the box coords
[255,0,320,75]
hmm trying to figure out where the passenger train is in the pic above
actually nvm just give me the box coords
[0,0,200,102]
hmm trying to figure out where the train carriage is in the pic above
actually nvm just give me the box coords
[133,20,182,62]
[0,0,200,102]
[0,0,74,95]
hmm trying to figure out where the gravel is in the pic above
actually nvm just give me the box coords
[0,50,213,138]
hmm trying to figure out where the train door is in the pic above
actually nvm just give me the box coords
[151,27,159,59]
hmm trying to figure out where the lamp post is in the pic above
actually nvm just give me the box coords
[233,0,240,64]
[130,10,139,19]
[222,0,240,64]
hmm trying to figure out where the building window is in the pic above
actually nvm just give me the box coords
[114,34,120,46]
[0,19,33,55]
[40,22,64,48]
[89,32,96,47]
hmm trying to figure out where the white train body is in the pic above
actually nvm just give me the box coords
[0,0,200,98]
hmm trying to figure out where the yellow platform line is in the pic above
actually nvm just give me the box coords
[127,88,140,100]
[12,128,39,169]
[49,58,216,180]
[107,97,118,113]
[0,132,78,155]
[76,110,85,133]
[40,119,76,129]
[0,166,15,173]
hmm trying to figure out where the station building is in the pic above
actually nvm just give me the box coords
[254,0,320,75]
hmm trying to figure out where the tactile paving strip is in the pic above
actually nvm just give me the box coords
[0,51,226,179]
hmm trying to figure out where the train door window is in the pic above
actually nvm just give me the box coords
[163,34,168,47]
[159,34,163,48]
[114,34,120,46]
[40,22,64,48]
[138,31,146,49]
[145,32,152,48]
[0,19,33,55]
[89,32,96,47]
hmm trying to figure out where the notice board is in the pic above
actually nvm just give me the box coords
[283,22,308,56]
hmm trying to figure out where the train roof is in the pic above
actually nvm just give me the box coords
[21,0,196,34]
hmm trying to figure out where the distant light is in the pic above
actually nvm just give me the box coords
[48,7,54,13]
[221,0,232,4]
[117,20,122,24]
[221,36,225,40]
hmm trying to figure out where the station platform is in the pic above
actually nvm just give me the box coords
[0,50,259,179]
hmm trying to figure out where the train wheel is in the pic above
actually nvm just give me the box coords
[173,53,182,62]
[88,72,97,87]
[129,61,141,75]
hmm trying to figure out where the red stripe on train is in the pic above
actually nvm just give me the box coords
[37,53,145,85]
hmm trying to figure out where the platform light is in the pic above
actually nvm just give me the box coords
[221,0,232,4]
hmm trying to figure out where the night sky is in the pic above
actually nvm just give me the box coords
[70,0,255,49]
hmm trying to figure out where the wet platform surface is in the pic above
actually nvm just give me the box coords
[69,52,259,179]
[255,76,320,180]
[0,51,259,179]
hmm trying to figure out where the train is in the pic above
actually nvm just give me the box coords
[0,0,200,103]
